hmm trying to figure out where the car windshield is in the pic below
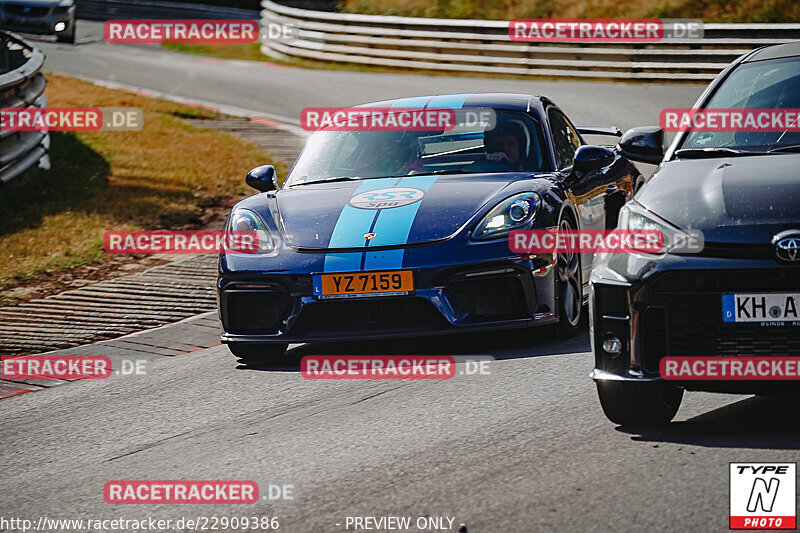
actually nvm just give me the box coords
[286,110,549,186]
[679,55,800,153]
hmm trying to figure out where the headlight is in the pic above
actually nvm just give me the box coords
[224,208,275,254]
[58,0,74,6]
[472,192,540,240]
[617,203,664,233]
[617,202,702,254]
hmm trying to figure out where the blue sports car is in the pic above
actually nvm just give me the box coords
[218,93,650,363]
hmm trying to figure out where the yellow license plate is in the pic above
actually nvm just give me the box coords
[313,270,414,299]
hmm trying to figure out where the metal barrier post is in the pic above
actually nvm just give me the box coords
[0,33,9,73]
[0,30,48,185]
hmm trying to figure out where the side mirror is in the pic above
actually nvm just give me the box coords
[572,145,615,177]
[618,127,666,165]
[246,165,278,192]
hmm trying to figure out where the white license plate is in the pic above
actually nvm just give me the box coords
[722,292,800,323]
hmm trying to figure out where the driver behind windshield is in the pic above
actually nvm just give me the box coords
[353,132,426,177]
[483,122,527,171]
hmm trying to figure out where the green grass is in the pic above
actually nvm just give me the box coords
[162,42,265,61]
[0,74,280,292]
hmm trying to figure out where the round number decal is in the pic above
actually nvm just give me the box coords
[349,187,425,210]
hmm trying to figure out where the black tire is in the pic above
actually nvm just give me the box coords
[596,380,683,427]
[56,24,76,44]
[227,343,288,365]
[555,213,583,337]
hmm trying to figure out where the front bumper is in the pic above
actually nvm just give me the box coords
[590,251,800,393]
[218,253,558,344]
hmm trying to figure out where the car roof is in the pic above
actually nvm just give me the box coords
[354,93,550,113]
[743,41,800,63]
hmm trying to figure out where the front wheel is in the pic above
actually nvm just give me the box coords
[555,214,583,337]
[596,380,683,427]
[227,343,288,365]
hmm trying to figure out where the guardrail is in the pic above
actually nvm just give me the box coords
[0,30,48,185]
[77,0,259,20]
[260,1,800,81]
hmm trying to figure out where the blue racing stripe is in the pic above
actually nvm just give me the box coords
[323,178,397,273]
[361,94,466,272]
[363,175,439,270]
[425,94,471,109]
[322,252,363,274]
[390,96,431,108]
[362,249,405,271]
[322,95,469,273]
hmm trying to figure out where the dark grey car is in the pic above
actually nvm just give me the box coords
[0,0,75,43]
[590,42,800,427]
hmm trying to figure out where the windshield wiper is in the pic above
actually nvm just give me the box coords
[674,147,762,159]
[293,175,419,186]
[291,169,483,186]
[431,169,469,175]
[768,144,800,153]
[291,176,361,186]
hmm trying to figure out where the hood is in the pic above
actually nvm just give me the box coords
[637,154,800,244]
[274,174,525,250]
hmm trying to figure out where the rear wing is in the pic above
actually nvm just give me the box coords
[577,126,622,137]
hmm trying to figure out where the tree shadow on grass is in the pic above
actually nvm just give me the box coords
[0,133,110,236]
[0,132,203,236]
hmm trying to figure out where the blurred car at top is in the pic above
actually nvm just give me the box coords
[0,0,75,43]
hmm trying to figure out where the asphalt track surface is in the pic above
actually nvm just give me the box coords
[35,22,704,130]
[2,21,799,533]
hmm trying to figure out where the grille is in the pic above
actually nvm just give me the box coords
[651,270,799,292]
[693,243,772,260]
[225,291,289,334]
[445,276,529,321]
[5,5,51,17]
[642,270,800,372]
[291,297,448,337]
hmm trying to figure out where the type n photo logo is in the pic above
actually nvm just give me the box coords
[730,463,796,529]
